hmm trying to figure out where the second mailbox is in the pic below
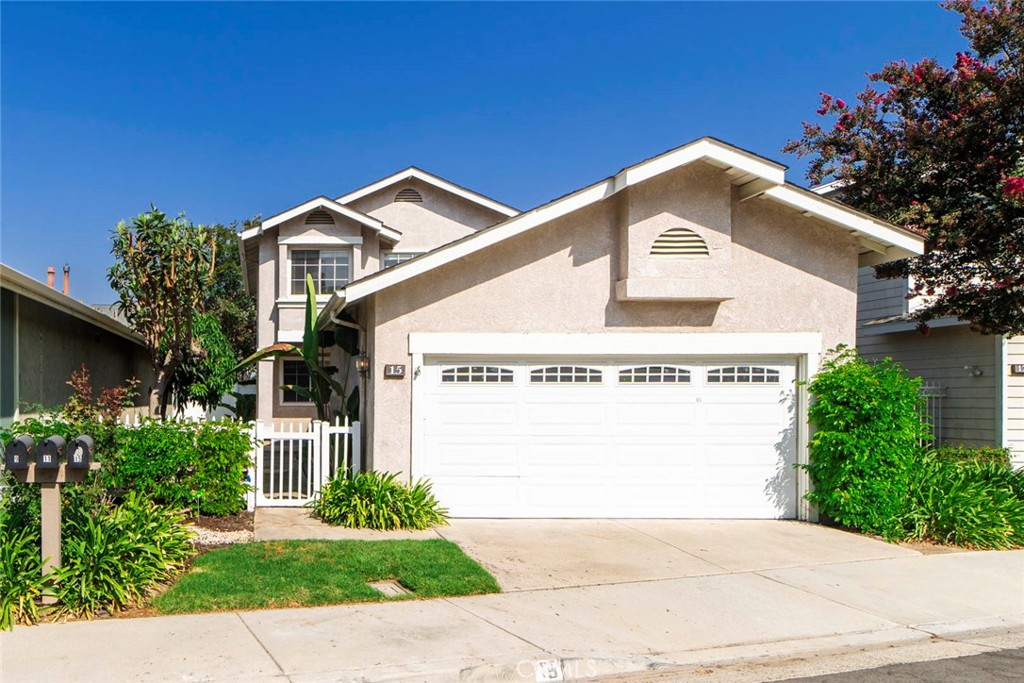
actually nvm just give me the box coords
[37,436,65,469]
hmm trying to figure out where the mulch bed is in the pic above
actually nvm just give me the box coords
[188,511,253,533]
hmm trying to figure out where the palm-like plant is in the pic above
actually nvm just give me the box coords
[233,274,352,421]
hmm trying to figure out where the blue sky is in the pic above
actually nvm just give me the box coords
[2,2,966,304]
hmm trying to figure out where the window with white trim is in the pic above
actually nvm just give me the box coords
[618,366,691,384]
[382,252,419,269]
[281,360,313,403]
[291,249,351,295]
[441,366,514,384]
[706,366,780,384]
[529,366,603,384]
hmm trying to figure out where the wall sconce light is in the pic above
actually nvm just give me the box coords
[964,365,983,377]
[355,354,371,375]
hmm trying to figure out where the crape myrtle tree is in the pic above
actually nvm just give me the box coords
[109,207,217,416]
[784,0,1024,336]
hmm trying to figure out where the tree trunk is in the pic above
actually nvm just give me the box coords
[151,363,177,419]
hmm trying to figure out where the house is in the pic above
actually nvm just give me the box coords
[809,187,1024,470]
[240,137,924,520]
[853,266,1023,467]
[0,263,152,426]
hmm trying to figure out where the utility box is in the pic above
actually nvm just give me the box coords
[67,435,94,469]
[37,436,65,470]
[4,435,33,470]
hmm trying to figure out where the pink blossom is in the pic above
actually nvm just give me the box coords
[835,98,847,108]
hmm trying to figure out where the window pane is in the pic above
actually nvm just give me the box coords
[382,252,417,269]
[282,360,312,403]
[319,250,350,292]
[291,250,319,296]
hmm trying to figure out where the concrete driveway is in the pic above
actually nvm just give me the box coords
[433,518,920,591]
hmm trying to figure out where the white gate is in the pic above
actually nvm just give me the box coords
[249,417,361,508]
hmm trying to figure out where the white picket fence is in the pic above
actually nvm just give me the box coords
[249,417,361,508]
[120,413,361,510]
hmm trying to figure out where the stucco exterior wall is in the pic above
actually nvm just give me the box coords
[366,165,859,475]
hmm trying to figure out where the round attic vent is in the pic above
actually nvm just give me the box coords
[650,227,710,258]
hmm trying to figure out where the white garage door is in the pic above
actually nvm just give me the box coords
[418,359,797,519]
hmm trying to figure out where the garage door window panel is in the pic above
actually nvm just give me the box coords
[440,366,514,384]
[530,366,603,384]
[618,366,692,384]
[706,366,781,384]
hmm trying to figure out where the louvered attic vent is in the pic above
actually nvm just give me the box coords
[650,227,710,258]
[394,188,423,203]
[304,209,335,225]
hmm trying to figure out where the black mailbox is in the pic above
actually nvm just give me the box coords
[67,435,94,469]
[37,436,65,469]
[4,435,33,470]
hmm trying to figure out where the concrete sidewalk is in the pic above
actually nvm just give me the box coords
[1,542,1021,682]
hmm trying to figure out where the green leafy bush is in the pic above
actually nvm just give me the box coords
[0,518,46,630]
[803,347,928,540]
[108,419,252,515]
[308,471,448,530]
[54,491,195,618]
[906,453,1024,549]
[934,445,1012,469]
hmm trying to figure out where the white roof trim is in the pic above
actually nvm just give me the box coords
[242,197,402,242]
[338,138,924,306]
[336,167,519,217]
[0,264,144,346]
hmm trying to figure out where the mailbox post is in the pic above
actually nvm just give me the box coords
[2,434,100,604]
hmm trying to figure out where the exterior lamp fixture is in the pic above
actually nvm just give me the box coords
[355,355,371,375]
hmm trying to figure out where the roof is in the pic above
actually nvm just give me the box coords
[0,263,145,345]
[239,196,403,243]
[319,137,926,322]
[336,166,520,217]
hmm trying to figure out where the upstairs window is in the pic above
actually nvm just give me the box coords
[291,249,351,295]
[382,252,419,269]
[281,360,312,403]
[650,227,710,258]
[394,188,423,203]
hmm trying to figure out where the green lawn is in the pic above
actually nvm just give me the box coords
[153,539,500,614]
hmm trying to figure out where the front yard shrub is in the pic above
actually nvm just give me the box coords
[108,418,252,516]
[906,453,1024,549]
[804,347,928,540]
[0,517,46,630]
[308,471,448,530]
[934,445,1012,469]
[54,490,195,618]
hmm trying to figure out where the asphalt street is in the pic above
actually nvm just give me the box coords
[779,646,1024,682]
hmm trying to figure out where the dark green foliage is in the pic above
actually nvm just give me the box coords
[53,491,194,618]
[803,347,928,539]
[154,539,498,614]
[934,445,1012,468]
[0,512,46,629]
[170,313,237,411]
[308,471,448,530]
[108,419,252,515]
[207,222,258,364]
[906,453,1024,549]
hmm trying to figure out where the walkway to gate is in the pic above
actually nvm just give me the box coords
[249,418,360,509]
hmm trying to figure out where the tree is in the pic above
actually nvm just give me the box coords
[108,207,216,416]
[168,313,237,411]
[206,220,258,362]
[784,0,1024,335]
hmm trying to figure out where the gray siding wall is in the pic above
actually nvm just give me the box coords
[858,325,999,447]
[1006,337,1024,467]
[16,296,152,413]
[856,266,907,326]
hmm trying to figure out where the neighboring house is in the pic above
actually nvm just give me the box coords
[240,137,924,520]
[853,268,1023,467]
[809,187,1024,469]
[0,263,152,426]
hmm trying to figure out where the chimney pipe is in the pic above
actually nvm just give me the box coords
[62,264,70,295]
[46,267,56,289]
